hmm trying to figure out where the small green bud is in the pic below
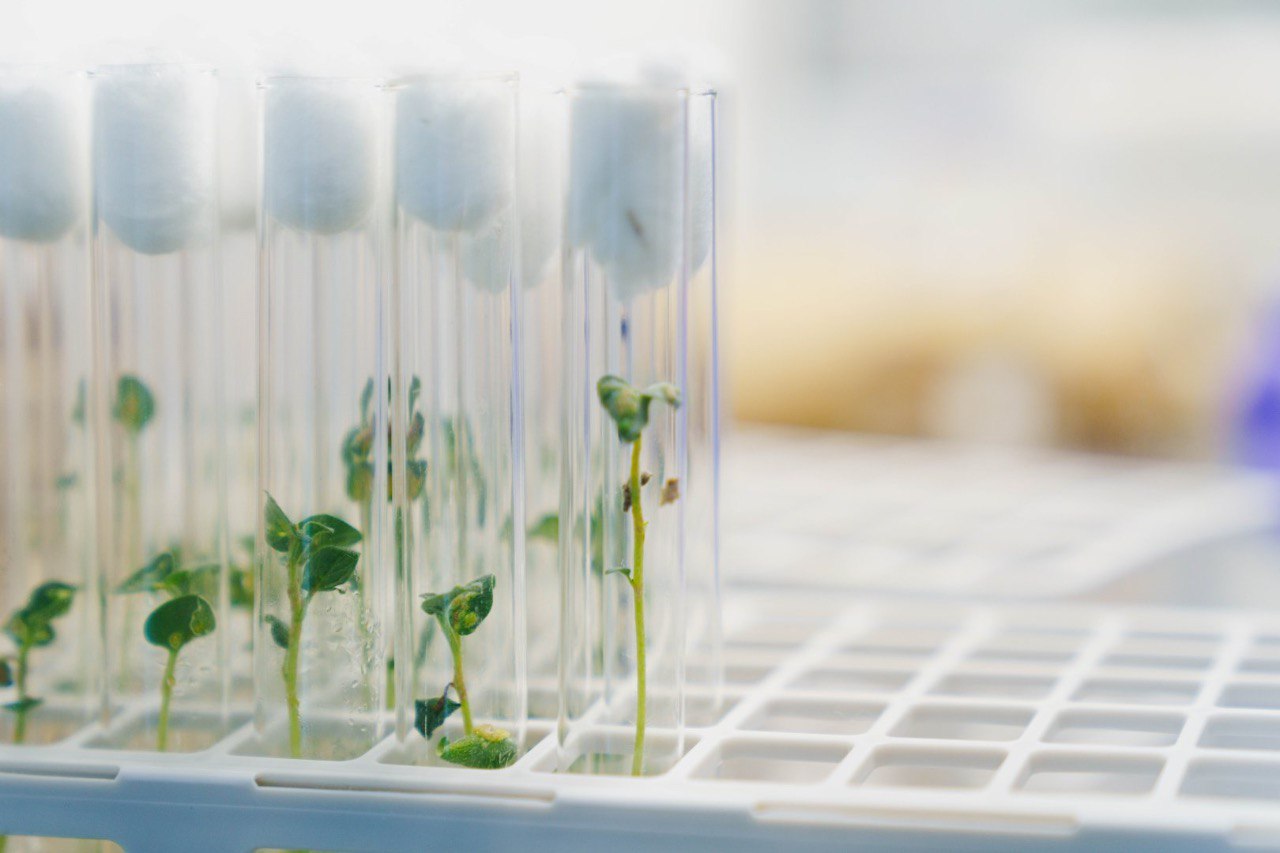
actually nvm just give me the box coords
[421,574,495,637]
[596,375,682,443]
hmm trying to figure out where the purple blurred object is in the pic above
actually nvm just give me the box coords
[1234,303,1280,470]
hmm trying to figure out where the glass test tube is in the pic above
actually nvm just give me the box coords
[0,67,95,745]
[682,90,722,728]
[257,76,388,759]
[518,84,567,720]
[390,74,526,767]
[559,83,691,775]
[90,64,227,751]
[217,72,261,700]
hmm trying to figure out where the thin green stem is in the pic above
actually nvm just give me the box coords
[282,552,307,759]
[119,435,141,690]
[12,644,31,745]
[157,648,178,751]
[628,436,647,777]
[443,620,473,734]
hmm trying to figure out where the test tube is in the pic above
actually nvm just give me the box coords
[0,66,95,745]
[256,75,388,759]
[518,83,567,720]
[682,89,722,728]
[90,63,227,751]
[389,73,526,768]
[559,81,691,775]
[217,72,261,699]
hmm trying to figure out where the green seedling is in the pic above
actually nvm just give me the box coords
[117,550,220,750]
[261,493,362,758]
[144,595,215,751]
[414,574,516,769]
[2,582,76,744]
[597,374,681,776]
[112,374,155,691]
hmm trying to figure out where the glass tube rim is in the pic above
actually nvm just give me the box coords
[90,62,217,79]
[385,70,518,91]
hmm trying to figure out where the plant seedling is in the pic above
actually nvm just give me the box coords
[414,574,516,769]
[117,550,220,750]
[144,594,215,750]
[2,582,76,744]
[597,374,681,776]
[112,374,155,690]
[261,493,362,758]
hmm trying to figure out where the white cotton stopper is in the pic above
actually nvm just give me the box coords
[460,212,515,294]
[94,66,217,255]
[567,86,683,303]
[395,79,515,232]
[0,76,84,243]
[265,79,378,234]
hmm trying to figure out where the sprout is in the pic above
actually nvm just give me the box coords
[596,374,681,776]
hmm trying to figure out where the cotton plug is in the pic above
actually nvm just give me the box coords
[567,85,683,303]
[0,74,84,243]
[265,78,378,234]
[395,78,514,232]
[93,65,217,255]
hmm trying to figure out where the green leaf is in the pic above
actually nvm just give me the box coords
[3,697,42,714]
[528,513,559,543]
[117,553,176,594]
[436,725,517,769]
[0,659,12,687]
[605,566,633,582]
[643,382,682,409]
[5,614,53,649]
[144,594,216,651]
[343,424,374,465]
[298,514,363,551]
[409,376,422,412]
[161,563,220,599]
[301,547,359,594]
[359,378,375,423]
[113,375,155,433]
[346,463,374,503]
[265,615,290,650]
[263,493,296,553]
[414,689,461,739]
[229,566,254,610]
[24,582,76,622]
[71,378,87,427]
[405,459,428,502]
[407,411,426,456]
[421,574,495,636]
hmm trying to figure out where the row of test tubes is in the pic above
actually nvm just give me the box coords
[0,59,719,776]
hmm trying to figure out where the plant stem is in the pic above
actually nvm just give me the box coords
[442,620,473,734]
[12,644,31,746]
[282,552,307,758]
[157,648,178,751]
[627,436,647,777]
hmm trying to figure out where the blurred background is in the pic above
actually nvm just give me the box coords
[9,0,1280,462]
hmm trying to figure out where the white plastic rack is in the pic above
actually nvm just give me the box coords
[2,432,1278,852]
